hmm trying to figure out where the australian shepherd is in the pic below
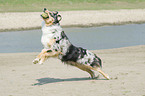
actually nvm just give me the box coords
[33,8,109,79]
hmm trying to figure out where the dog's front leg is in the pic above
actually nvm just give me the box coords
[38,53,47,64]
[33,39,58,64]
[33,49,47,64]
[38,49,60,64]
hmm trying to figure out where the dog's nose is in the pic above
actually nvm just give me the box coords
[43,8,47,12]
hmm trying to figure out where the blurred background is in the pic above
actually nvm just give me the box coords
[0,0,145,12]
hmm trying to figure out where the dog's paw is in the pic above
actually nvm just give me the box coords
[105,75,110,80]
[33,58,39,64]
[38,61,43,65]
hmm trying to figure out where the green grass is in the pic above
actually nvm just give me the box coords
[0,0,145,12]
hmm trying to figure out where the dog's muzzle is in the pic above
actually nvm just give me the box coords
[41,12,49,19]
[41,8,62,24]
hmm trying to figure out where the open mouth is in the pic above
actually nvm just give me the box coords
[41,12,49,19]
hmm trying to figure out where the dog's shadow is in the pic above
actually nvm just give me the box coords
[32,76,106,86]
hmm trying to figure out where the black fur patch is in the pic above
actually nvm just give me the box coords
[56,40,60,44]
[95,55,102,67]
[55,31,68,44]
[47,50,52,52]
[78,47,87,58]
[61,31,68,39]
[61,45,87,62]
[90,55,102,67]
[61,45,80,62]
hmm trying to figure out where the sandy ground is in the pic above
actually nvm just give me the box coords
[0,45,145,96]
[0,9,145,31]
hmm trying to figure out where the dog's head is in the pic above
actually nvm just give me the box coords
[41,8,62,26]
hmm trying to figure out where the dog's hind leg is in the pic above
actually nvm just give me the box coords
[77,65,95,79]
[77,64,109,80]
[95,68,110,80]
[85,69,95,79]
[90,67,110,80]
[69,62,95,79]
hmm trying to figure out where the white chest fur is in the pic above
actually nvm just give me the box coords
[41,21,62,49]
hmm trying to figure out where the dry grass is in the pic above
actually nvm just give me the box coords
[0,0,145,12]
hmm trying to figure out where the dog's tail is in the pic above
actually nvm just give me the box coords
[97,56,102,68]
[91,55,102,68]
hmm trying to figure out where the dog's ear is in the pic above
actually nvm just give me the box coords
[43,8,47,12]
[57,15,62,22]
[53,11,62,21]
[52,11,62,23]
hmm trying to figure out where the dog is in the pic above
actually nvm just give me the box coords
[33,8,109,79]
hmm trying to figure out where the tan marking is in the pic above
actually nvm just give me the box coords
[65,61,109,80]
[47,39,56,48]
[43,10,55,26]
